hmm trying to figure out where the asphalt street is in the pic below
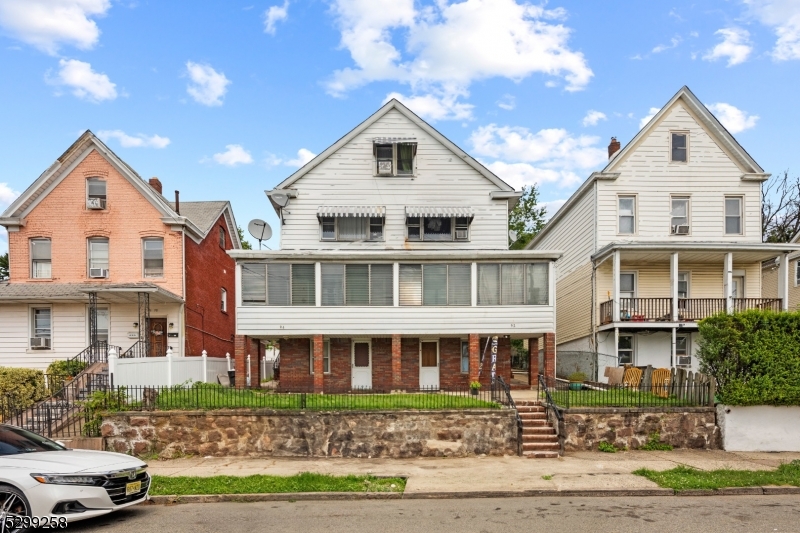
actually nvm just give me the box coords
[68,495,800,533]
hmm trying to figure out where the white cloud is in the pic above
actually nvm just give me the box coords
[652,36,682,53]
[97,130,171,149]
[385,90,473,121]
[706,102,759,133]
[285,148,315,167]
[703,28,753,66]
[208,145,253,167]
[185,61,231,106]
[470,124,607,189]
[0,0,110,55]
[540,198,567,221]
[327,0,592,118]
[582,110,606,127]
[639,107,660,129]
[743,0,800,60]
[497,94,515,111]
[50,59,117,102]
[264,0,289,35]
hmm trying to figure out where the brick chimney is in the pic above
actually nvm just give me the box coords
[608,137,621,159]
[148,177,163,195]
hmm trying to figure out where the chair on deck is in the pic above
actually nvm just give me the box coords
[651,368,671,398]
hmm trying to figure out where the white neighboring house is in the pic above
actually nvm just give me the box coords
[527,86,799,379]
[762,230,800,310]
[230,99,560,392]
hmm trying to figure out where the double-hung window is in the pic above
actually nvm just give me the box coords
[676,336,691,366]
[321,264,393,306]
[320,217,384,242]
[86,178,107,209]
[725,197,743,235]
[239,263,315,306]
[399,264,471,306]
[88,238,109,278]
[671,133,688,162]
[30,239,51,279]
[618,335,634,365]
[677,272,690,299]
[671,197,689,234]
[406,214,472,242]
[374,142,416,176]
[30,308,51,349]
[311,340,331,374]
[477,263,549,306]
[618,196,636,235]
[219,227,226,248]
[142,238,164,277]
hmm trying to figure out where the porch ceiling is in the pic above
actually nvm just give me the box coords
[593,242,800,265]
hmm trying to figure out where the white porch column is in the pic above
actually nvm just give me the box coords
[201,350,208,383]
[670,252,679,321]
[314,262,322,307]
[724,252,733,313]
[778,253,790,311]
[107,346,118,388]
[166,346,174,386]
[612,250,621,322]
[393,263,400,307]
[471,262,478,307]
[614,327,619,366]
[671,327,677,368]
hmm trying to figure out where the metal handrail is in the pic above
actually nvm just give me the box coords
[538,374,565,455]
[492,376,523,456]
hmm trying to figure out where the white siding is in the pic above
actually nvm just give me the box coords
[598,102,762,247]
[535,185,595,280]
[280,109,510,250]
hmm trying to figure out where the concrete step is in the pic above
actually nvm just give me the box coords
[516,401,542,406]
[516,406,544,413]
[524,451,560,459]
[522,442,560,452]
[522,434,559,443]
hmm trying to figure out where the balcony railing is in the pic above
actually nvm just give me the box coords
[599,298,782,324]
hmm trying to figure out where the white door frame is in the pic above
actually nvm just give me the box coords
[419,339,440,389]
[351,339,372,390]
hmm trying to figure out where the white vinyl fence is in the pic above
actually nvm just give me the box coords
[109,348,232,388]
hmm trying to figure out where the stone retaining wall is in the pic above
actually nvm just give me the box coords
[561,407,720,451]
[101,409,517,458]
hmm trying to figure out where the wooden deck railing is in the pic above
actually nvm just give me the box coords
[599,298,783,324]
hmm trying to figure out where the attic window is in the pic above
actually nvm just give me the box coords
[373,138,417,176]
[219,227,226,249]
[671,132,688,163]
[86,178,107,210]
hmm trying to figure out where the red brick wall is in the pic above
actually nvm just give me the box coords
[234,335,262,387]
[278,338,313,392]
[184,212,236,357]
[476,337,512,387]
[401,338,419,389]
[327,338,351,392]
[371,338,392,392]
[439,338,469,389]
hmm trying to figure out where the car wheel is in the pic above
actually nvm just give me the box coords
[0,484,31,533]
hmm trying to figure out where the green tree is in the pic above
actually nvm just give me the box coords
[237,226,253,250]
[0,252,8,280]
[508,185,547,250]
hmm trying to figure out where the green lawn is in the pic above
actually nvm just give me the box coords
[633,461,800,490]
[149,473,406,495]
[550,388,706,408]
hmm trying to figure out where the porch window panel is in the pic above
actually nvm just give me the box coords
[338,216,366,241]
[423,217,452,241]
[291,264,315,306]
[423,264,447,306]
[399,264,422,305]
[526,263,549,305]
[501,264,525,305]
[267,263,290,306]
[477,264,500,305]
[345,264,370,306]
[370,264,393,306]
[242,264,267,305]
[321,264,344,306]
[447,264,471,306]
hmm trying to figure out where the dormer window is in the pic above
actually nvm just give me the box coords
[373,138,416,176]
[86,178,107,209]
[405,207,473,242]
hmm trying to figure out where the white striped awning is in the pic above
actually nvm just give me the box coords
[317,206,386,218]
[405,206,474,218]
[372,137,416,144]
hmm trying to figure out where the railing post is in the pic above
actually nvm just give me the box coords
[202,350,208,384]
[166,346,174,387]
[246,354,251,387]
[108,346,118,389]
[226,352,231,372]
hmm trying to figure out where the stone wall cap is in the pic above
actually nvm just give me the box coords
[107,408,514,417]
[560,406,716,414]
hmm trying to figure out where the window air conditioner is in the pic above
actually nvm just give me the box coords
[87,198,106,210]
[671,225,690,235]
[89,268,109,278]
[455,229,469,240]
[677,356,692,367]
[377,161,393,176]
[30,337,51,349]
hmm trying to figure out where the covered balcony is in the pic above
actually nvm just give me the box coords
[600,297,781,324]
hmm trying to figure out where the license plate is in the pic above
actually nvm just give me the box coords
[125,481,142,495]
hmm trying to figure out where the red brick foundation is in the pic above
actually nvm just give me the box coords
[543,332,556,387]
[528,337,539,387]
[234,335,262,388]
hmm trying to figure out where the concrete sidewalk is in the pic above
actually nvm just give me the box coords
[145,450,800,495]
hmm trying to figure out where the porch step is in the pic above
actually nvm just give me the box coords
[518,412,547,420]
[516,405,545,413]
[522,442,560,452]
[522,434,559,443]
[524,451,560,459]
[516,400,559,458]
[522,427,557,435]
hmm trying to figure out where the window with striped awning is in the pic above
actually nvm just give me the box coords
[318,207,385,242]
[405,207,474,242]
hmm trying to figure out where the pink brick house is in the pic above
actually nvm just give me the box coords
[0,131,242,370]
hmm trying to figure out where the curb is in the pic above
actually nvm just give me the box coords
[147,486,800,504]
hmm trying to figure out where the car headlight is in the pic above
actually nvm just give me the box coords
[31,474,104,486]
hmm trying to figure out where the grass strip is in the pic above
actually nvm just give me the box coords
[550,389,700,408]
[633,460,800,490]
[149,473,406,496]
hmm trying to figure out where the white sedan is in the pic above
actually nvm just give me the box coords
[0,424,150,530]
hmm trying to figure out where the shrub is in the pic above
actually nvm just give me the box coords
[46,359,88,393]
[597,441,616,453]
[640,433,673,451]
[0,367,47,411]
[697,310,800,406]
[568,372,587,382]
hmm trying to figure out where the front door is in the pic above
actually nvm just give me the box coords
[419,341,440,389]
[351,341,372,389]
[148,318,167,357]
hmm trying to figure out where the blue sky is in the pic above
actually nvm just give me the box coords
[1,0,799,253]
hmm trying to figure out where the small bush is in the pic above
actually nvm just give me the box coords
[46,359,88,393]
[640,433,673,451]
[0,367,47,410]
[597,441,616,453]
[82,388,128,437]
[568,372,587,382]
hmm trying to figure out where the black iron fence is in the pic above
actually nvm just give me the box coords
[539,378,714,409]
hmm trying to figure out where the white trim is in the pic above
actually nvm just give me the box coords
[669,195,691,236]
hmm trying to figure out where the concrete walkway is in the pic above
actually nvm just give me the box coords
[145,450,800,495]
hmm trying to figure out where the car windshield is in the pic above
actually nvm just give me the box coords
[0,425,66,455]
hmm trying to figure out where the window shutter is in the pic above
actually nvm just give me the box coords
[501,264,525,305]
[291,264,315,306]
[242,264,267,304]
[399,264,422,305]
[423,264,447,305]
[345,264,369,305]
[321,264,344,306]
[267,263,290,306]
[477,264,500,305]
[370,264,393,306]
[526,263,549,305]
[447,264,471,306]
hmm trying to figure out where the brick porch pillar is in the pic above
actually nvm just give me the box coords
[528,337,539,389]
[233,334,246,388]
[543,332,556,387]
[312,334,324,393]
[391,334,402,390]
[468,333,480,383]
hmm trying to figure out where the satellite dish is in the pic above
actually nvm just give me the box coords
[508,230,518,243]
[248,219,272,249]
[270,193,289,207]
